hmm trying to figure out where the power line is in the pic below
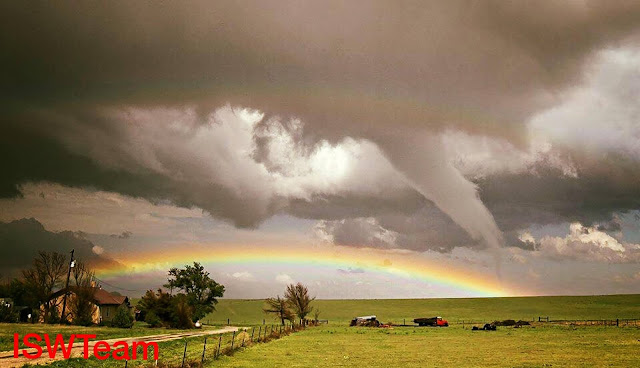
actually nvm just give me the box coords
[92,275,147,293]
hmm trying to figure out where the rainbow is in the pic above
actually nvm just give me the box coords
[95,243,517,297]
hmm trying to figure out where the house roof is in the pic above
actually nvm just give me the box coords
[50,287,127,306]
[93,288,127,305]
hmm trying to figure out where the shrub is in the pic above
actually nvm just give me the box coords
[111,305,134,328]
[145,311,163,328]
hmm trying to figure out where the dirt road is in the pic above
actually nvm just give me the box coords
[0,326,238,367]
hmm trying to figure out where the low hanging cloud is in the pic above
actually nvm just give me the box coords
[38,106,408,229]
[275,273,295,285]
[230,271,255,281]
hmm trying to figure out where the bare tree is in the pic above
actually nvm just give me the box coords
[22,251,66,323]
[68,261,97,325]
[263,295,294,325]
[284,283,315,325]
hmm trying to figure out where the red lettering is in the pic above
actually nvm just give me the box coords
[132,341,159,360]
[22,333,42,359]
[44,334,75,359]
[13,334,19,358]
[112,341,130,360]
[75,334,97,359]
[13,333,146,361]
[93,341,111,360]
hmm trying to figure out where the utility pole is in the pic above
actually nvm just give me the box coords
[60,249,75,323]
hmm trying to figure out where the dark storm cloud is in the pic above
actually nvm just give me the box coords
[2,1,640,252]
[478,158,640,232]
[0,218,121,276]
[4,1,640,135]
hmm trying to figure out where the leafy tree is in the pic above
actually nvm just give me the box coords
[22,251,67,323]
[0,280,18,323]
[111,305,134,328]
[138,289,174,324]
[164,262,224,321]
[0,303,17,323]
[284,283,315,325]
[263,296,294,325]
[7,279,39,322]
[68,262,97,326]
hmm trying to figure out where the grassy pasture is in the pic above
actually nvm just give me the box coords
[212,324,640,368]
[205,294,640,325]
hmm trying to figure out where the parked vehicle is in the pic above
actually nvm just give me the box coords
[413,316,449,327]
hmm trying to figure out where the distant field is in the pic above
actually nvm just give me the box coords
[204,294,640,325]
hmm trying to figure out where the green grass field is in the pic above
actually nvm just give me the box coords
[212,324,640,368]
[5,294,640,367]
[204,294,640,325]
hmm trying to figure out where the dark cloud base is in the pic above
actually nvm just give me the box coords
[0,218,121,277]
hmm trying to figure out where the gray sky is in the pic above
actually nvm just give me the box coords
[1,1,639,298]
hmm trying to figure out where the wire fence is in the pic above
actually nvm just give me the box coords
[123,322,311,367]
[546,318,640,327]
[388,317,640,328]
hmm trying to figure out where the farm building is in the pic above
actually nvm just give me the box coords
[48,287,132,324]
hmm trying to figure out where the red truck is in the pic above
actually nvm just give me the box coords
[413,316,449,327]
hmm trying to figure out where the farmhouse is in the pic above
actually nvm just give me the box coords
[49,287,132,324]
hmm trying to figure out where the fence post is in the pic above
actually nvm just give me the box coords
[181,339,187,368]
[227,318,230,325]
[231,331,236,351]
[216,334,222,359]
[263,319,265,325]
[251,327,255,342]
[201,336,207,364]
